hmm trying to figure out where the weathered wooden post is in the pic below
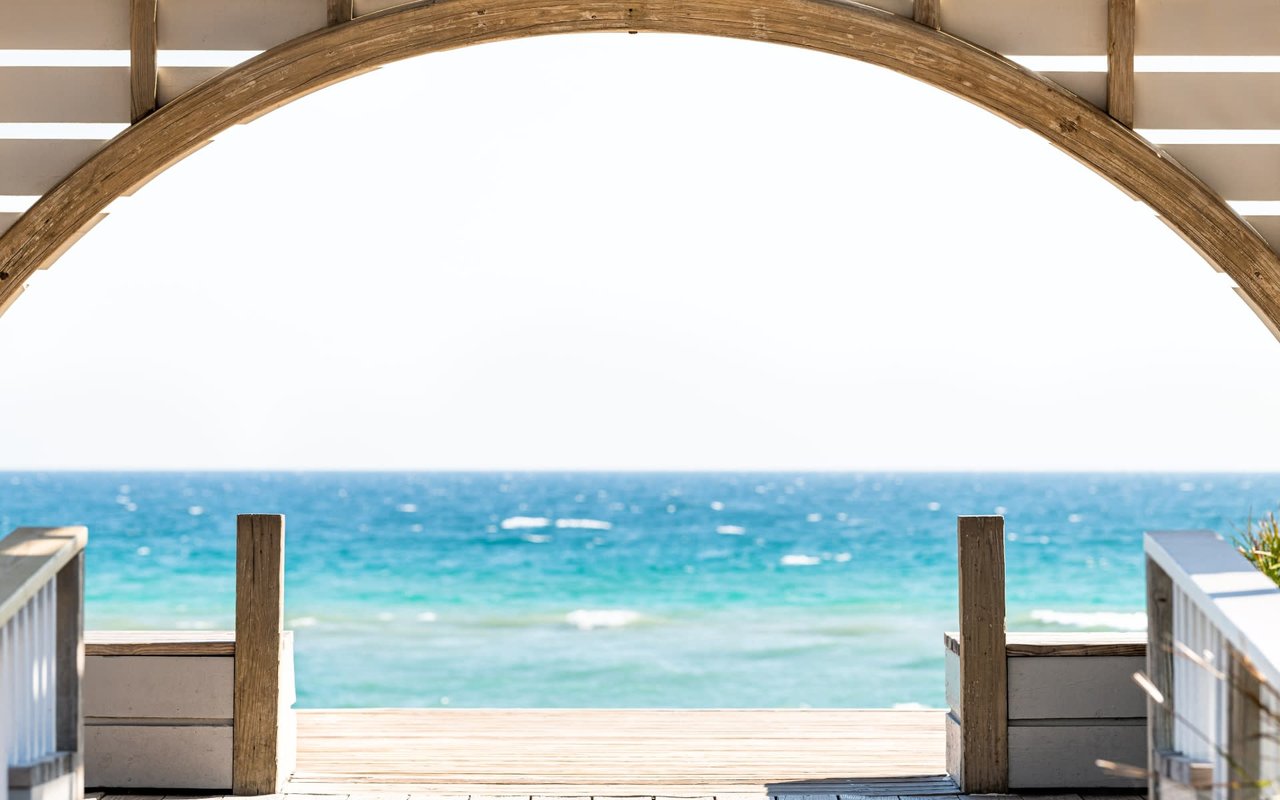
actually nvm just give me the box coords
[948,515,1009,793]
[55,548,85,800]
[1226,646,1262,800]
[232,514,287,795]
[1146,555,1174,800]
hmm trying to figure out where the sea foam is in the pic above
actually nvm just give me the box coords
[716,525,746,535]
[781,554,821,566]
[555,518,613,530]
[566,609,641,630]
[500,516,551,530]
[1031,609,1147,631]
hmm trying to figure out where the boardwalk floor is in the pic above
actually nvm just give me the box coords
[290,708,949,796]
[87,709,1146,800]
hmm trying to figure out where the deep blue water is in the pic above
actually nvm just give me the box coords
[0,472,1273,708]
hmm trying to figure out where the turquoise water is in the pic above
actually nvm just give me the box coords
[0,472,1272,708]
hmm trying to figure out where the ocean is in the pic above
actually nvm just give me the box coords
[0,471,1272,708]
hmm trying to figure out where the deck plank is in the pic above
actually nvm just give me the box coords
[291,710,946,796]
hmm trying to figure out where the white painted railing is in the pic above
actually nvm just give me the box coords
[1146,531,1280,800]
[3,580,58,784]
[0,526,87,800]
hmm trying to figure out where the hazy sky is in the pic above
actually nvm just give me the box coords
[2,33,1279,471]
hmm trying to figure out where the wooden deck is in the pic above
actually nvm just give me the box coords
[288,708,951,797]
[79,708,1151,800]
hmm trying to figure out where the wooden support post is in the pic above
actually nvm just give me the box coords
[1226,644,1262,800]
[233,514,287,796]
[1107,0,1135,127]
[1146,556,1174,800]
[955,515,1008,793]
[55,551,84,799]
[130,0,158,123]
[328,0,354,25]
[913,0,940,29]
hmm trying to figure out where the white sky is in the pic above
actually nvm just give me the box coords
[2,33,1280,471]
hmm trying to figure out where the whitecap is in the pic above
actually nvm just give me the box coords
[136,546,151,557]
[927,501,942,511]
[710,501,725,511]
[410,524,424,533]
[417,611,439,623]
[716,525,746,536]
[566,609,641,630]
[1030,609,1147,631]
[781,554,821,566]
[396,503,418,513]
[1067,513,1083,523]
[500,516,550,530]
[187,505,204,516]
[806,513,822,522]
[521,533,552,544]
[289,616,319,628]
[555,518,613,530]
[834,552,852,563]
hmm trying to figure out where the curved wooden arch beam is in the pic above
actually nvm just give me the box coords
[2,0,1280,331]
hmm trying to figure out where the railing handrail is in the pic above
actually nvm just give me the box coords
[1144,530,1280,688]
[0,527,87,628]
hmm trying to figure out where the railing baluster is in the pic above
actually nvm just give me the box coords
[0,525,89,799]
[1147,530,1280,800]
[1,617,8,800]
[21,602,31,765]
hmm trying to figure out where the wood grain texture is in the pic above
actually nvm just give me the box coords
[1107,0,1134,127]
[912,0,939,29]
[1,0,1280,339]
[943,631,1146,657]
[1145,557,1174,800]
[955,516,1007,793]
[0,526,88,627]
[56,550,86,800]
[130,0,158,123]
[291,709,947,794]
[233,514,286,795]
[1226,645,1261,800]
[85,630,236,656]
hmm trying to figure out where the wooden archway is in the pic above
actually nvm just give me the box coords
[2,0,1280,331]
